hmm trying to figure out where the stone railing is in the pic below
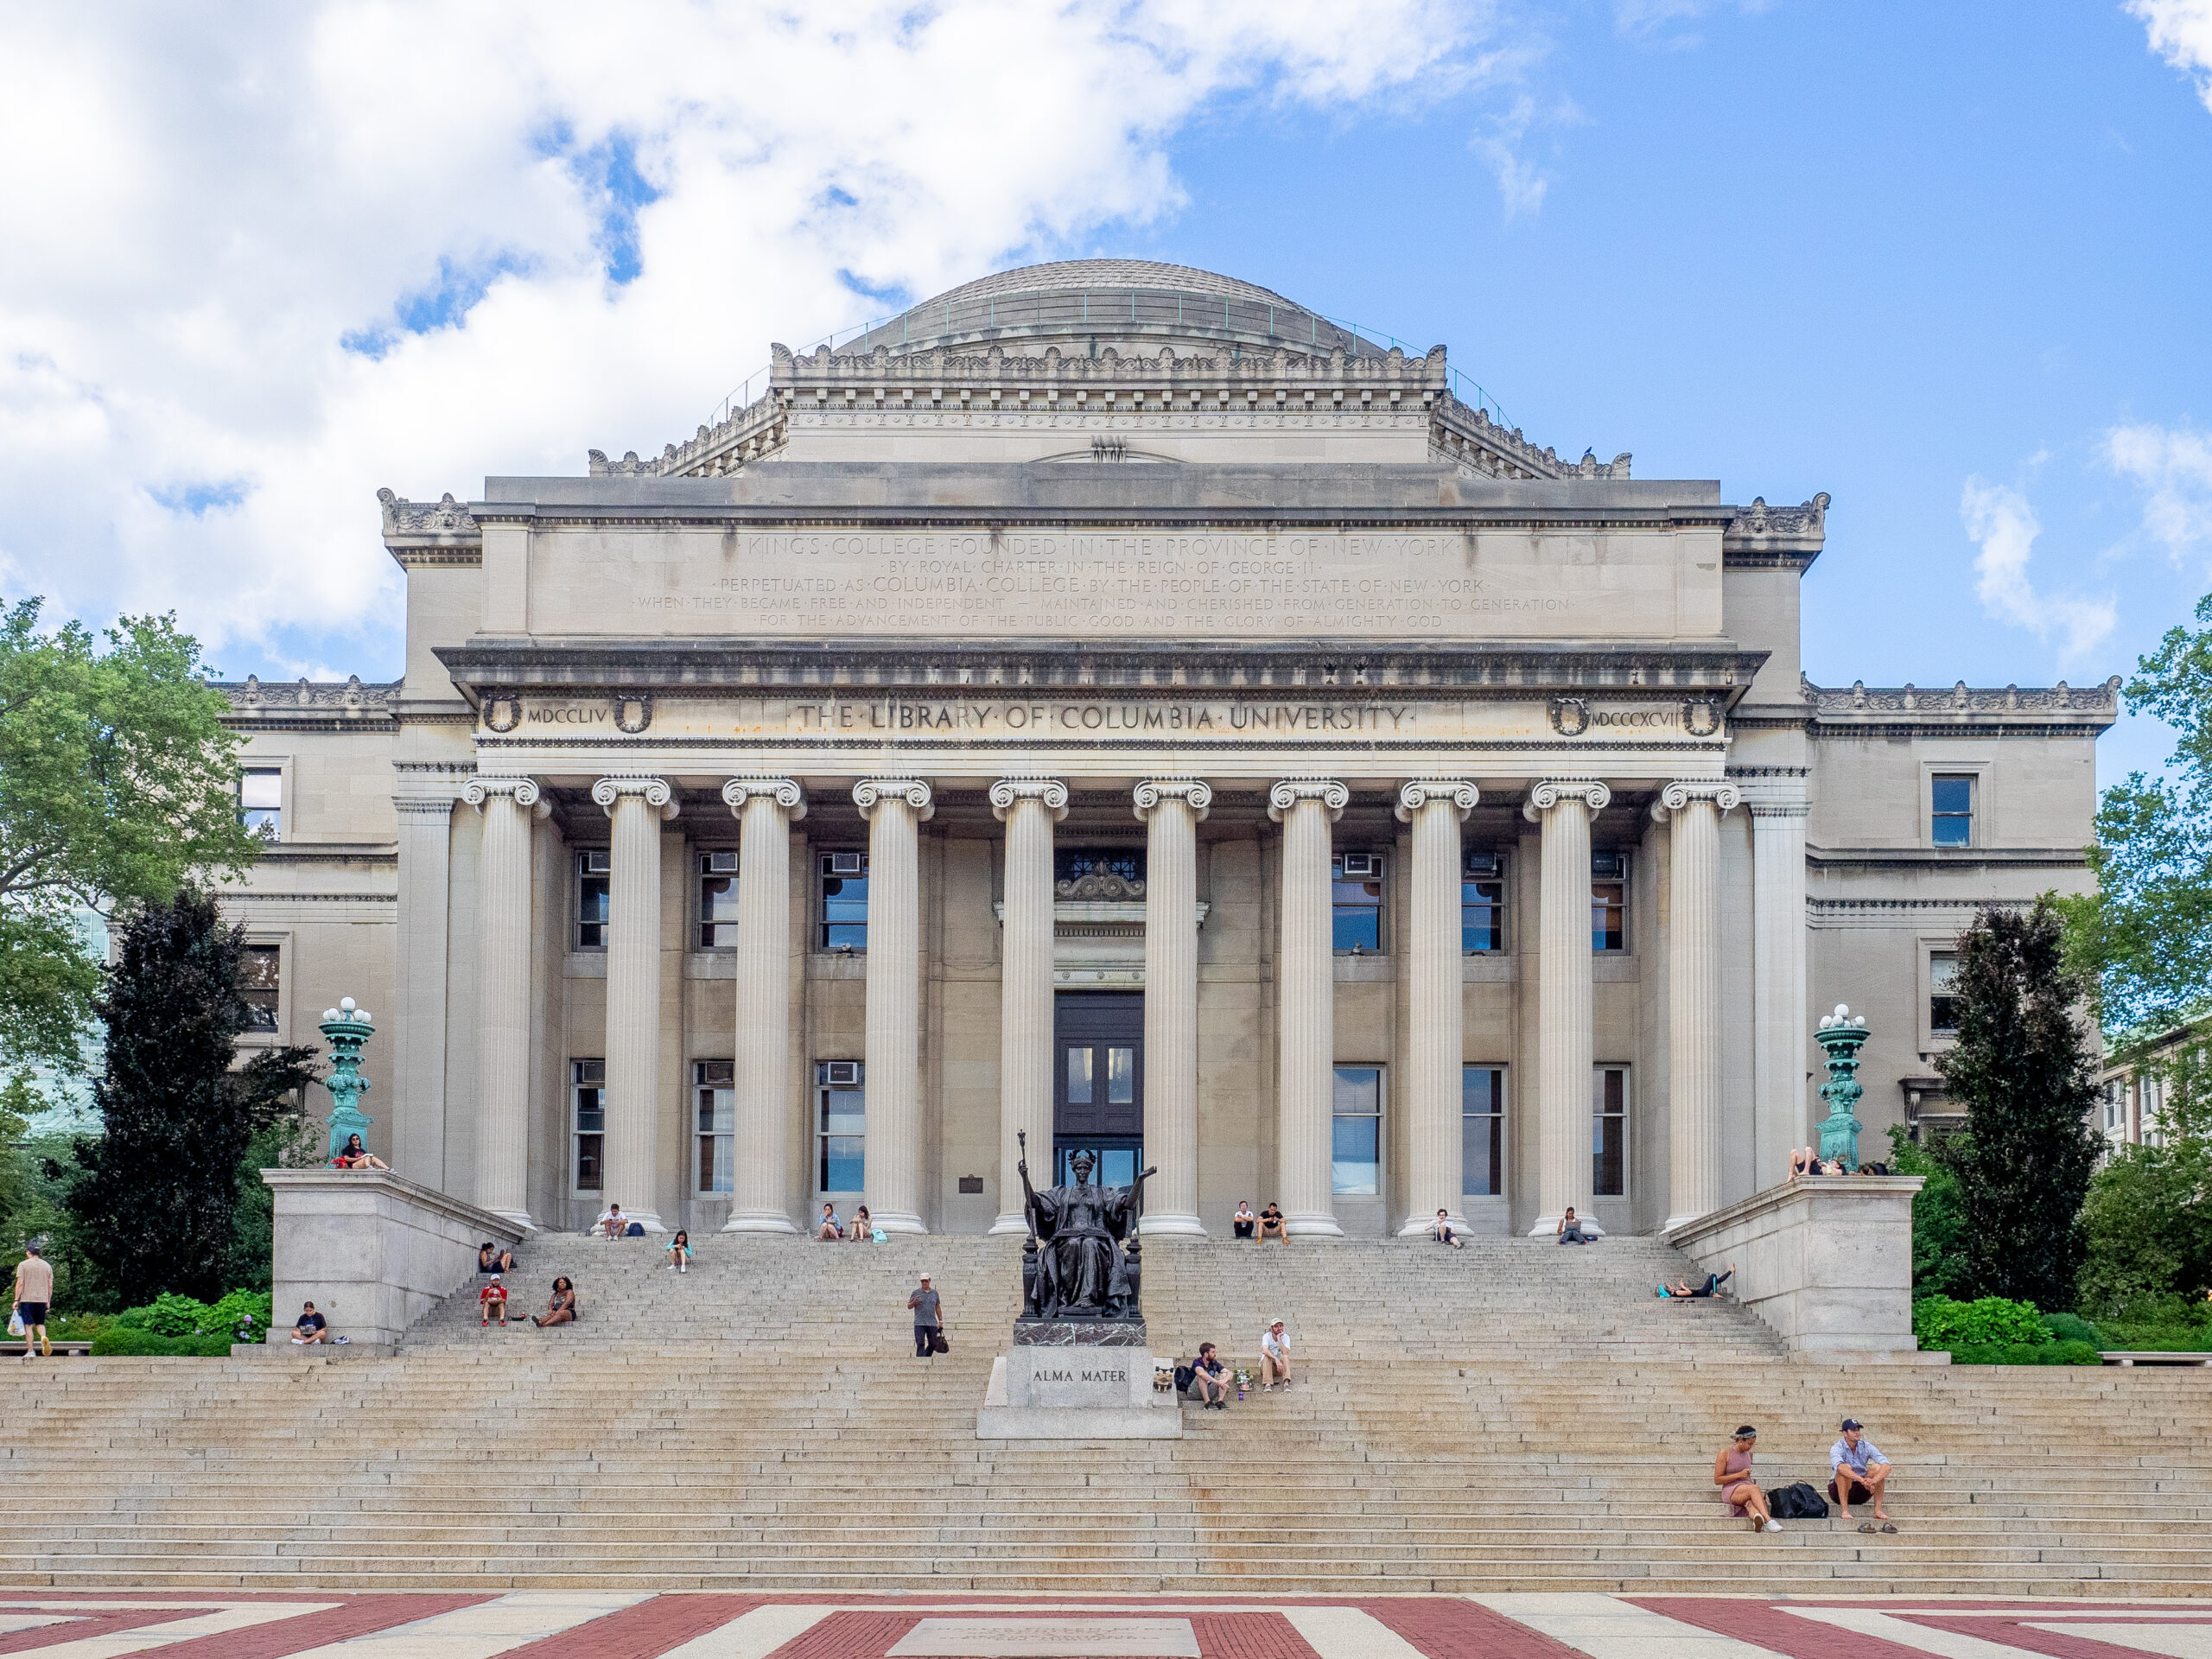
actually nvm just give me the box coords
[1665,1176,1936,1360]
[260,1168,524,1350]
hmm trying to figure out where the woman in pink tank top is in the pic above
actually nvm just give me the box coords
[1715,1427,1782,1533]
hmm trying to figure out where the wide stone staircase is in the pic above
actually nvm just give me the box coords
[3,1230,2209,1593]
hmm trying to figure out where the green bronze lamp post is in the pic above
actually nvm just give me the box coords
[1814,1003,1867,1171]
[319,997,376,1161]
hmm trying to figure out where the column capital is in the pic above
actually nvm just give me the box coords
[1395,779,1478,823]
[591,775,679,820]
[1133,779,1212,823]
[1268,778,1348,823]
[721,776,807,822]
[989,778,1068,823]
[463,778,550,818]
[1651,780,1741,822]
[1522,779,1611,822]
[853,778,934,823]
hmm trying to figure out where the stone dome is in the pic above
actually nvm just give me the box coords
[843,258,1368,359]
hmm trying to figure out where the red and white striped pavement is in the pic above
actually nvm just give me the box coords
[0,1592,2208,1658]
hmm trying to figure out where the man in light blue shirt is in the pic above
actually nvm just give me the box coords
[1828,1418,1893,1526]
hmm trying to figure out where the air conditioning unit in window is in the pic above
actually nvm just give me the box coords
[705,851,738,872]
[1341,852,1379,876]
[830,851,863,875]
[826,1060,861,1085]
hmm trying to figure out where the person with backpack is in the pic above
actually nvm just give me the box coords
[908,1274,944,1359]
[1714,1425,1783,1534]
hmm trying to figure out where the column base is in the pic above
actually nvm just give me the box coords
[1396,1211,1469,1238]
[988,1213,1031,1236]
[618,1211,668,1235]
[872,1211,927,1235]
[1138,1212,1206,1237]
[1529,1212,1605,1239]
[1283,1211,1344,1238]
[721,1211,798,1234]
[486,1209,537,1234]
[1662,1211,1713,1232]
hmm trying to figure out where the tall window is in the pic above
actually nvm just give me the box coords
[695,1059,734,1192]
[817,1060,865,1191]
[1592,1065,1629,1197]
[1462,851,1506,954]
[1930,952,1959,1034]
[1332,1065,1383,1194]
[238,768,282,841]
[1931,774,1974,847]
[238,944,281,1032]
[1592,853,1628,952]
[820,851,868,950]
[1332,853,1384,953]
[571,1059,605,1192]
[699,851,740,948]
[576,850,611,948]
[1463,1065,1505,1197]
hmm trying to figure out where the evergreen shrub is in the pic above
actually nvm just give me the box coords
[1913,1294,2049,1351]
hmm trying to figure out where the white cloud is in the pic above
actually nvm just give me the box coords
[2107,422,2212,563]
[1960,478,2117,661]
[1613,0,1770,45]
[2129,0,2212,110]
[0,1,1497,671]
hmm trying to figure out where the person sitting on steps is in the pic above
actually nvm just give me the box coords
[1232,1201,1256,1240]
[480,1274,509,1326]
[1830,1418,1897,1531]
[1432,1209,1465,1249]
[594,1203,626,1239]
[1556,1207,1596,1244]
[290,1301,329,1344]
[1258,1319,1293,1389]
[477,1242,515,1276]
[532,1277,577,1327]
[663,1230,690,1273]
[1257,1203,1287,1243]
[1716,1425,1783,1533]
[818,1203,843,1241]
[848,1205,874,1243]
[332,1134,388,1170]
[1189,1342,1229,1409]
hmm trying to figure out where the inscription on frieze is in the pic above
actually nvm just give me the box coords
[526,525,1718,642]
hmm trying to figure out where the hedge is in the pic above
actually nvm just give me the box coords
[91,1326,237,1357]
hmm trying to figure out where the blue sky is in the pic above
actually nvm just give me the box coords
[3,1,2207,789]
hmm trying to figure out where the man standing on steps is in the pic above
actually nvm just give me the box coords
[13,1243,53,1362]
[908,1274,943,1360]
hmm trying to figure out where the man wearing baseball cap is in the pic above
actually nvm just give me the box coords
[1829,1418,1895,1529]
[908,1274,943,1359]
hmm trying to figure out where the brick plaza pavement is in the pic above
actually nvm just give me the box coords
[2,1590,2209,1656]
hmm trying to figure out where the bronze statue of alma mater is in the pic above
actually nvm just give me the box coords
[1017,1131,1154,1321]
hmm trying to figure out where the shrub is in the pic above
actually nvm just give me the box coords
[90,1325,233,1357]
[1948,1338,2101,1366]
[2040,1311,2106,1347]
[106,1287,275,1345]
[1914,1294,2050,1352]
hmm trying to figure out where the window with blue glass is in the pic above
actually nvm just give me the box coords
[1332,853,1384,953]
[820,851,868,950]
[1463,1065,1505,1197]
[1462,851,1506,953]
[1931,774,1974,847]
[238,768,282,841]
[1591,853,1627,952]
[817,1060,865,1192]
[1332,1065,1384,1194]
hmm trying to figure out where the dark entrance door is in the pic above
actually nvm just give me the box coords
[1053,991,1143,1188]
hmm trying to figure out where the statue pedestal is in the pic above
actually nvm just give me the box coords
[976,1320,1182,1440]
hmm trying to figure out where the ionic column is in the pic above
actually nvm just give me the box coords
[1657,782,1739,1230]
[463,778,545,1229]
[990,778,1067,1235]
[1523,779,1611,1236]
[1395,780,1478,1235]
[592,775,678,1233]
[1135,779,1212,1236]
[1751,800,1810,1180]
[721,778,807,1234]
[854,779,932,1235]
[1270,779,1349,1237]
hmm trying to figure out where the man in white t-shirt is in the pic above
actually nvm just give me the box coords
[596,1204,626,1238]
[1258,1319,1292,1389]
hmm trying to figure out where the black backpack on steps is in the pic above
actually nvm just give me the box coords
[1766,1481,1830,1520]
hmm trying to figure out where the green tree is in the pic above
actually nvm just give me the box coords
[0,600,257,1072]
[2061,594,2212,1031]
[62,889,316,1306]
[1885,1126,1974,1300]
[2075,1036,2212,1319]
[1934,898,2106,1309]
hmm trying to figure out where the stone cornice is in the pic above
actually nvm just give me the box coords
[1719,493,1828,569]
[378,488,483,566]
[216,677,399,732]
[433,639,1770,700]
[1804,672,2120,734]
[1808,845,2090,871]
